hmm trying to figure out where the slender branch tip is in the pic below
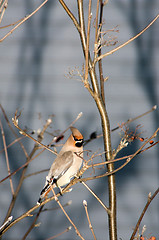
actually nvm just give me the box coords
[153,105,157,110]
[83,200,87,206]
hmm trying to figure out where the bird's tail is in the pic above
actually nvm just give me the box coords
[37,182,51,205]
[37,178,56,205]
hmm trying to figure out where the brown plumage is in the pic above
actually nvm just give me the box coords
[37,127,84,204]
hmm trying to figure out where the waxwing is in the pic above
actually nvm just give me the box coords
[37,127,84,204]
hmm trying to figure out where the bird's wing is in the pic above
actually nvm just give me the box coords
[37,151,74,204]
[47,151,74,181]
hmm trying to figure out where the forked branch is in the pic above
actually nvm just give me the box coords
[130,188,159,240]
[95,14,159,62]
[0,0,49,42]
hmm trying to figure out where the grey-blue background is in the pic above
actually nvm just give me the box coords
[0,0,158,239]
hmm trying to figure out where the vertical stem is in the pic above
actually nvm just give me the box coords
[58,1,117,239]
[95,0,100,46]
[94,95,117,240]
[98,0,105,106]
[78,1,117,239]
[77,0,99,94]
[84,0,92,81]
[0,118,14,195]
[95,4,117,237]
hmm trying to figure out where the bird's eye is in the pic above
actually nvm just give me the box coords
[75,139,84,147]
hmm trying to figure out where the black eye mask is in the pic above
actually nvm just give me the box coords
[75,140,84,147]
[73,136,84,147]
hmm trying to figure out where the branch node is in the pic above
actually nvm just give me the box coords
[83,200,87,207]
[148,192,151,201]
[34,222,41,228]
[27,213,33,217]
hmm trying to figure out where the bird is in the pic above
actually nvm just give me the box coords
[37,127,84,205]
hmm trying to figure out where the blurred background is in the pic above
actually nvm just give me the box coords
[0,0,158,239]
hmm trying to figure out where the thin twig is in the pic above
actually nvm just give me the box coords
[95,14,159,62]
[22,206,44,240]
[0,104,28,158]
[0,148,46,184]
[83,200,96,240]
[12,114,58,156]
[81,181,110,214]
[24,168,49,179]
[33,200,72,215]
[0,0,8,24]
[0,136,26,154]
[53,112,83,142]
[45,226,72,240]
[50,185,85,240]
[0,0,49,42]
[84,0,92,81]
[98,0,106,105]
[130,188,159,240]
[0,16,25,29]
[111,105,157,132]
[94,0,100,49]
[58,0,80,31]
[0,117,14,195]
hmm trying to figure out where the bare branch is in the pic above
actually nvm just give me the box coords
[81,181,110,214]
[94,0,99,49]
[45,226,72,240]
[58,0,80,32]
[0,16,25,29]
[0,104,28,158]
[22,206,44,240]
[112,105,157,132]
[53,111,83,142]
[0,0,49,42]
[130,188,159,240]
[98,0,106,105]
[0,136,26,154]
[83,200,97,240]
[95,14,159,62]
[0,148,46,184]
[50,185,85,240]
[84,0,92,82]
[0,0,8,24]
[0,117,14,195]
[12,112,58,156]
